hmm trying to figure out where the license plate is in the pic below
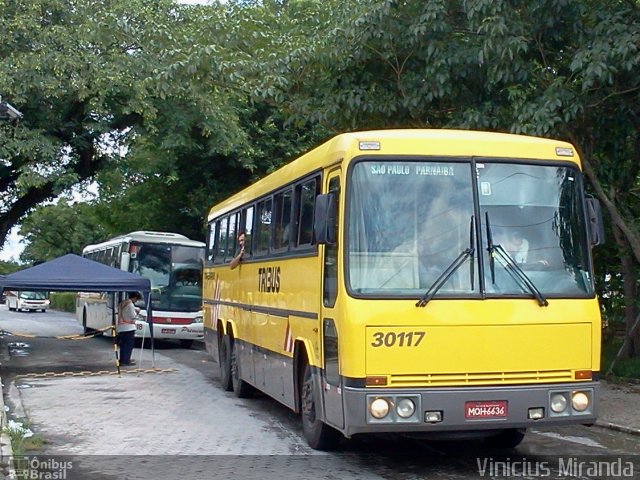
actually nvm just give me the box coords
[161,328,176,334]
[465,400,508,419]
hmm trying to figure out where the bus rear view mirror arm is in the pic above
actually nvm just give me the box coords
[313,193,337,245]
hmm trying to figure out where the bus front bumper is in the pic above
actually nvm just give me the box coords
[340,382,599,437]
[134,321,204,341]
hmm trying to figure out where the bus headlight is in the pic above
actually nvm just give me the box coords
[550,393,568,413]
[396,398,416,418]
[370,398,390,419]
[193,315,203,324]
[572,391,589,412]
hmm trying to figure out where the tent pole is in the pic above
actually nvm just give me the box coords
[137,318,146,367]
[112,293,120,374]
[147,294,155,368]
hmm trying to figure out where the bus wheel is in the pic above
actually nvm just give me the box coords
[219,334,233,391]
[231,341,253,398]
[484,428,526,449]
[301,363,340,450]
[82,310,90,335]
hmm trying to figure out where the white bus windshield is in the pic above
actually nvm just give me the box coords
[347,160,593,299]
[131,243,204,312]
[20,291,48,300]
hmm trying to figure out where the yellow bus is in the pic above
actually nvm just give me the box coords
[203,129,604,450]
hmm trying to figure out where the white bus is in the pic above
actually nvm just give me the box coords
[76,231,206,348]
[6,291,50,312]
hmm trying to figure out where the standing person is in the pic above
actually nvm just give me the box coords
[118,291,141,366]
[229,230,246,270]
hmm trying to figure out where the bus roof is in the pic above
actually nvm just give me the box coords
[83,231,205,253]
[207,129,580,221]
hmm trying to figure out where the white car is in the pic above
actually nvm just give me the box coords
[6,291,50,312]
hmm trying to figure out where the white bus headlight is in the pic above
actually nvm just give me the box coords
[370,398,390,419]
[550,393,568,413]
[396,398,416,418]
[193,315,203,324]
[572,391,589,412]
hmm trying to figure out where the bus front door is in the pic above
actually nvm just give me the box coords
[320,171,345,429]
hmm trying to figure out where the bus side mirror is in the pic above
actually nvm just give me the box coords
[313,193,337,245]
[120,252,131,272]
[586,197,605,246]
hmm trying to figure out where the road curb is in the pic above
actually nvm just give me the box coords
[0,373,17,480]
[595,420,640,437]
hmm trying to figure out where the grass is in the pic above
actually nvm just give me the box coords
[3,420,47,479]
[49,292,76,312]
[3,420,45,457]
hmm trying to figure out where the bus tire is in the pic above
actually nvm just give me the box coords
[82,310,91,335]
[484,428,526,449]
[219,334,233,391]
[231,340,253,398]
[301,363,340,450]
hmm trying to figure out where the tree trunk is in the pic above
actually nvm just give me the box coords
[612,224,640,358]
[568,135,640,359]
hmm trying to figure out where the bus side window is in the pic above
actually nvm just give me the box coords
[273,188,293,250]
[107,247,117,268]
[243,206,254,257]
[295,177,318,247]
[215,217,229,264]
[226,212,239,262]
[324,176,340,307]
[206,221,217,263]
[255,198,272,256]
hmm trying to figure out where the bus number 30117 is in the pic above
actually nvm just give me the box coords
[371,331,426,347]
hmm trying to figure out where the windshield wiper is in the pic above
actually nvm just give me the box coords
[485,213,548,307]
[416,216,475,308]
[485,212,496,284]
[469,214,476,290]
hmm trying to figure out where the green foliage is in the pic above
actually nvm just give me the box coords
[0,260,21,275]
[82,100,325,242]
[19,199,108,263]
[49,292,76,313]
[3,420,45,459]
[2,0,332,250]
[0,0,233,251]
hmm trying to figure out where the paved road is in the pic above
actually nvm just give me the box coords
[1,305,639,479]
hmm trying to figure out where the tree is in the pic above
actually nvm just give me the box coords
[0,260,21,275]
[79,0,335,241]
[0,0,242,253]
[19,198,108,263]
[9,0,331,250]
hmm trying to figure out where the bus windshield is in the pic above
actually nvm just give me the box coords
[347,159,593,299]
[20,291,48,300]
[131,243,204,312]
